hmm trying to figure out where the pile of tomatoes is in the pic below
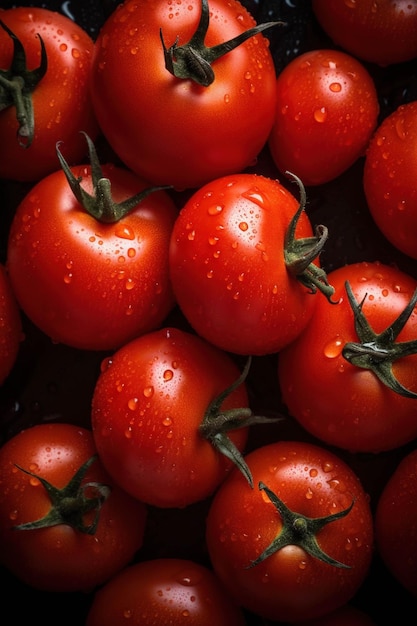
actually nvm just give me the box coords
[1,0,417,624]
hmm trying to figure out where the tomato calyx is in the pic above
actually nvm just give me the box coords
[12,455,111,535]
[284,172,336,303]
[0,19,47,148]
[247,481,354,569]
[57,132,171,223]
[160,0,281,86]
[199,356,281,487]
[342,281,417,398]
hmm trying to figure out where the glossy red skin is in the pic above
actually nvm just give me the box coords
[278,261,417,453]
[0,7,99,182]
[169,173,319,356]
[91,327,250,508]
[86,558,247,626]
[7,163,177,350]
[90,0,277,190]
[268,49,379,186]
[375,447,417,597]
[363,101,417,260]
[0,264,22,385]
[206,440,373,623]
[0,423,147,592]
[312,0,417,66]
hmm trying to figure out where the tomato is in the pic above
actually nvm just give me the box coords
[312,0,417,66]
[0,7,98,182]
[268,49,379,186]
[278,261,417,453]
[6,138,177,350]
[90,0,278,190]
[0,263,21,385]
[375,446,417,598]
[86,557,246,626]
[206,440,373,623]
[363,101,417,260]
[0,422,147,592]
[91,326,257,508]
[169,172,335,356]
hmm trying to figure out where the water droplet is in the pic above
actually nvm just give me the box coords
[127,398,138,411]
[208,204,223,216]
[115,224,135,240]
[162,416,172,426]
[63,273,73,284]
[314,107,327,123]
[239,222,248,231]
[187,230,196,241]
[329,81,342,92]
[59,43,67,52]
[163,369,173,381]
[71,48,80,58]
[324,337,343,358]
[143,386,154,398]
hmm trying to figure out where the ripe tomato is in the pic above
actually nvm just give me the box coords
[0,422,147,592]
[206,440,373,623]
[0,264,21,385]
[312,0,417,66]
[90,0,278,190]
[7,141,177,351]
[268,49,379,186]
[278,261,417,453]
[0,7,98,182]
[169,172,335,356]
[375,446,417,598]
[363,101,417,260]
[91,326,255,508]
[86,558,246,626]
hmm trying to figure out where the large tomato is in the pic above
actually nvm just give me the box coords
[0,7,98,182]
[90,0,278,190]
[0,422,147,592]
[278,261,417,453]
[0,263,21,385]
[206,440,373,623]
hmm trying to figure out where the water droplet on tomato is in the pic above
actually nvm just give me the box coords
[143,386,154,398]
[239,222,248,231]
[314,107,327,123]
[163,369,173,381]
[115,223,135,240]
[127,398,138,411]
[324,337,343,358]
[329,81,342,92]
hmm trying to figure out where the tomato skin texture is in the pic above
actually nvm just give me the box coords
[91,327,250,508]
[363,101,417,260]
[0,423,147,592]
[86,558,246,626]
[6,164,177,351]
[90,0,277,190]
[375,447,417,597]
[312,0,417,66]
[206,440,373,623]
[0,264,22,385]
[278,261,417,453]
[0,7,99,182]
[268,49,379,186]
[169,173,319,356]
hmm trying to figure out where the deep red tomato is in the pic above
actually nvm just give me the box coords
[375,446,417,598]
[206,440,373,623]
[363,101,417,260]
[6,145,177,351]
[0,264,21,385]
[278,261,417,453]
[0,7,98,182]
[169,172,335,356]
[0,422,147,592]
[312,0,417,66]
[86,558,246,626]
[91,326,254,508]
[268,49,379,186]
[90,0,278,190]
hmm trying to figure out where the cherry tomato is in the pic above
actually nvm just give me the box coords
[0,263,21,385]
[0,422,147,592]
[206,440,373,623]
[268,49,379,186]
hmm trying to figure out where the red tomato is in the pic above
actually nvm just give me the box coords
[278,261,417,453]
[90,0,278,190]
[86,558,246,626]
[0,264,21,385]
[363,101,417,260]
[268,49,379,186]
[312,0,417,66]
[0,7,98,182]
[206,440,373,623]
[375,446,417,597]
[169,172,334,356]
[6,152,177,351]
[91,327,252,508]
[0,422,147,592]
